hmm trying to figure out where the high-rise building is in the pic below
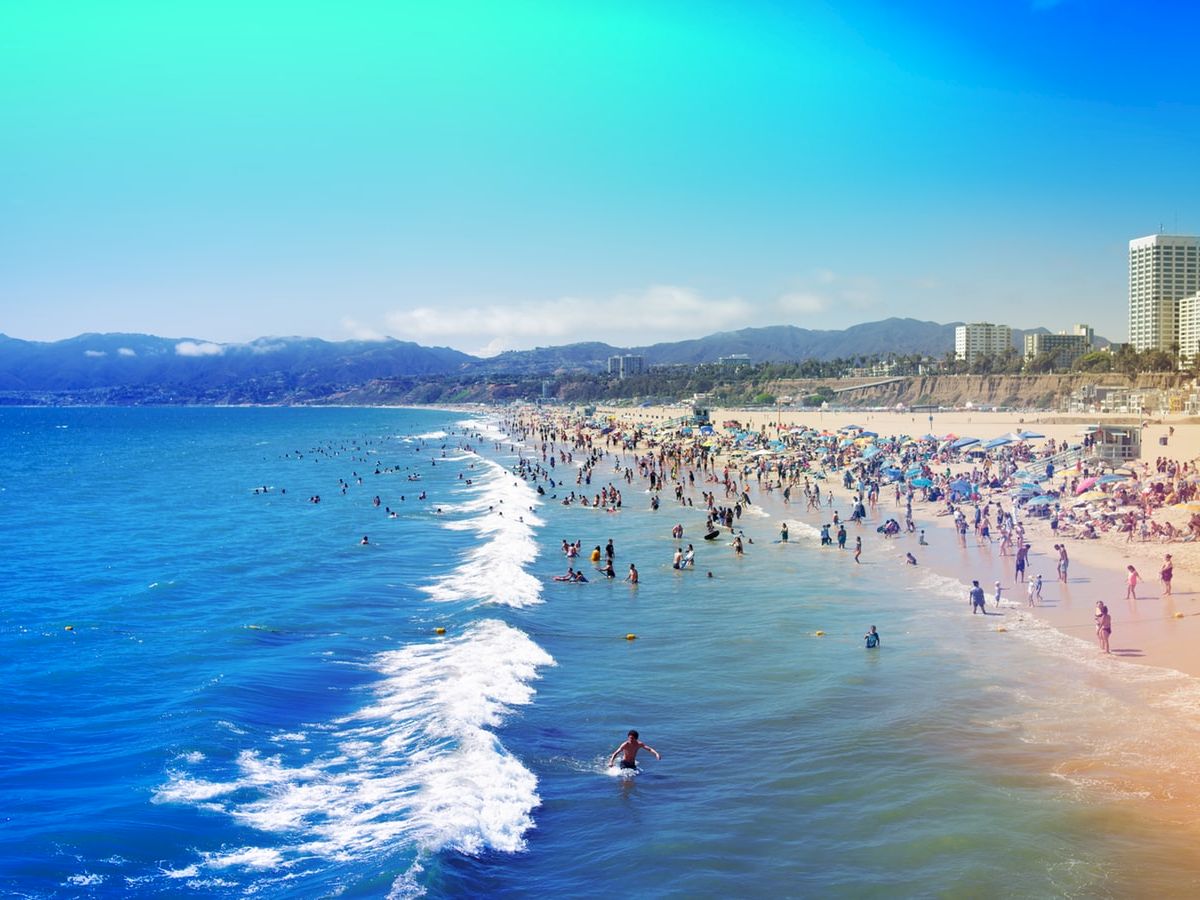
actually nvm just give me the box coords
[607,354,645,379]
[1179,293,1200,364]
[1128,234,1200,352]
[954,323,1012,364]
[1023,324,1093,369]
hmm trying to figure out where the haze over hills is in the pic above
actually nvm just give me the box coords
[0,318,1108,398]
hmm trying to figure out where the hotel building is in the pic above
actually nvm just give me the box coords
[1128,234,1200,353]
[954,322,1012,364]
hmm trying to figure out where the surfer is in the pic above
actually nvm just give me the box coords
[609,729,661,770]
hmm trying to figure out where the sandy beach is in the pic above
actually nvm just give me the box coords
[575,404,1200,680]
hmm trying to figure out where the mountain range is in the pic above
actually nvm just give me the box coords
[0,319,1105,398]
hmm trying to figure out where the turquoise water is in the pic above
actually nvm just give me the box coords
[3,407,1200,897]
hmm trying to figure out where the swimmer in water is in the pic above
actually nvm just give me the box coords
[609,729,661,770]
[625,563,639,584]
[360,535,370,545]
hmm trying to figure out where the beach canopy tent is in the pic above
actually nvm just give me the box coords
[1011,430,1045,440]
[983,436,1013,449]
[951,436,980,449]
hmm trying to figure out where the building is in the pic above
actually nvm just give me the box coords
[954,323,1012,364]
[717,353,752,367]
[607,354,645,379]
[1129,234,1200,353]
[1023,324,1093,369]
[1179,293,1200,365]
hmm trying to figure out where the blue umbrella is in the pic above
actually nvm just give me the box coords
[906,466,923,477]
[1013,430,1045,440]
[1097,473,1128,484]
[951,436,980,449]
[983,436,1013,449]
[862,445,881,459]
[911,477,933,487]
[1026,495,1057,506]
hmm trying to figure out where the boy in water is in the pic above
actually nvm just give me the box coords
[864,626,880,648]
[609,730,661,770]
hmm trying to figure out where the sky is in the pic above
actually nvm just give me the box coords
[3,0,1199,355]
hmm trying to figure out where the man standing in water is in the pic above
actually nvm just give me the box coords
[969,580,987,614]
[609,729,661,770]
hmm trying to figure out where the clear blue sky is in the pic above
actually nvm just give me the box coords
[2,0,1197,354]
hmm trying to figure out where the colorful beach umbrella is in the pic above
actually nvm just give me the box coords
[1075,477,1098,494]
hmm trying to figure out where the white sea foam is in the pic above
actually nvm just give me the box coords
[422,457,544,608]
[157,620,554,879]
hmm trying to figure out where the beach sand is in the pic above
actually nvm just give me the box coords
[591,404,1200,679]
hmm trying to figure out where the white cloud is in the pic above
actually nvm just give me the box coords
[384,285,754,356]
[777,292,827,314]
[118,347,136,357]
[84,349,106,358]
[341,318,389,342]
[175,341,224,357]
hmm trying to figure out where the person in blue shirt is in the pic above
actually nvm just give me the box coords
[864,626,880,648]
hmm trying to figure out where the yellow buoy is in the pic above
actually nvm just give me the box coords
[626,633,637,640]
[814,630,824,637]
[1174,612,1185,619]
[435,626,446,634]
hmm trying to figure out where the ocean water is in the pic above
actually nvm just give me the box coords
[3,406,1200,898]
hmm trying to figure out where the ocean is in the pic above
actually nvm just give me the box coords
[3,406,1200,898]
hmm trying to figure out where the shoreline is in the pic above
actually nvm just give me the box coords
[584,404,1200,680]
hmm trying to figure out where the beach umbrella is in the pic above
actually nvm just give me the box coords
[860,430,878,438]
[862,445,881,460]
[1096,473,1127,484]
[911,477,932,487]
[949,478,972,492]
[906,466,923,477]
[1075,477,1098,494]
[1012,430,1045,440]
[983,436,1013,450]
[1075,490,1108,503]
[1026,495,1056,506]
[951,436,980,449]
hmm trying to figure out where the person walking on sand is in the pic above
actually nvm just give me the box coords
[994,580,1004,607]
[1027,577,1037,607]
[1056,544,1069,583]
[1161,554,1173,597]
[1095,601,1112,653]
[1125,564,1140,600]
[609,729,661,770]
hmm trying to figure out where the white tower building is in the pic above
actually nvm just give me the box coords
[1128,234,1200,352]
